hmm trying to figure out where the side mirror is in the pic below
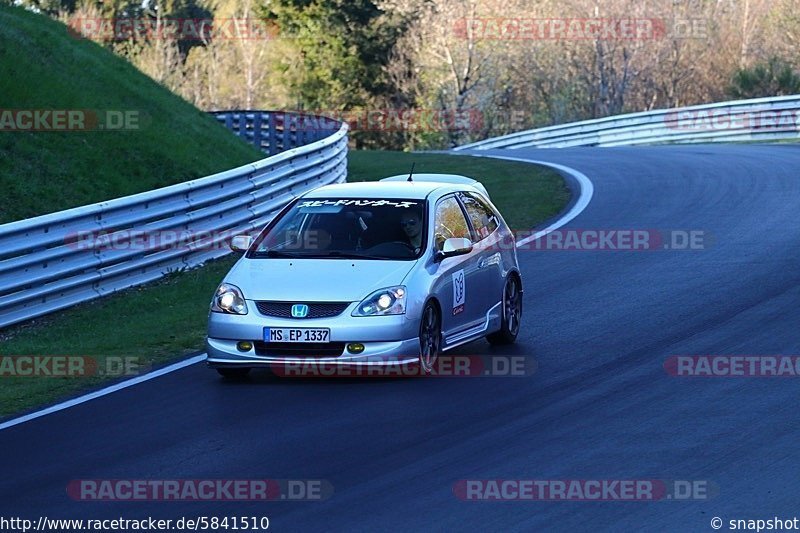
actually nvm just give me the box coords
[436,237,473,262]
[230,235,253,253]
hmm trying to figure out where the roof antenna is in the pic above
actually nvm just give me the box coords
[407,162,415,182]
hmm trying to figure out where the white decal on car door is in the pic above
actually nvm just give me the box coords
[452,269,465,315]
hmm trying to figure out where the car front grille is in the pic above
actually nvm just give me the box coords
[253,341,345,357]
[254,301,350,319]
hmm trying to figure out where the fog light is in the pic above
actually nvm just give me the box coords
[347,343,365,354]
[237,341,253,352]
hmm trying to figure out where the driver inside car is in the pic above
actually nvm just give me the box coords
[400,211,423,253]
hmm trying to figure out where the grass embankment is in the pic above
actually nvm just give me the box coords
[0,3,263,224]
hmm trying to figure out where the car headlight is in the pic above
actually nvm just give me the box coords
[210,283,248,315]
[352,286,407,316]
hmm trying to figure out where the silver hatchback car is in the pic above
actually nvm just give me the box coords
[206,174,523,377]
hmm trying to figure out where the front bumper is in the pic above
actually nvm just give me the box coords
[206,301,421,367]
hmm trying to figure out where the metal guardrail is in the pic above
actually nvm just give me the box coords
[209,111,342,155]
[454,94,800,151]
[6,95,793,330]
[0,111,348,330]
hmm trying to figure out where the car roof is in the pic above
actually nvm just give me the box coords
[303,174,488,200]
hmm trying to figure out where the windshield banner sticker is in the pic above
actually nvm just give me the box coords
[298,199,419,209]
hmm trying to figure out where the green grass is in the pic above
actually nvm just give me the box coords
[0,4,263,224]
[0,258,237,417]
[347,151,570,231]
[0,152,569,418]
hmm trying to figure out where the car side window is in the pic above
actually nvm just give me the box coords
[460,192,499,241]
[434,196,471,251]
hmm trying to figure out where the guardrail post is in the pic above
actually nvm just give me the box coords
[282,114,291,151]
[267,113,276,155]
[238,112,248,141]
[253,112,263,152]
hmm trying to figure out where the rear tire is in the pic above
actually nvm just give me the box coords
[216,368,251,379]
[418,301,442,374]
[487,275,522,345]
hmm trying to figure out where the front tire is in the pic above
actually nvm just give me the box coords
[419,301,442,374]
[487,275,522,345]
[216,368,251,379]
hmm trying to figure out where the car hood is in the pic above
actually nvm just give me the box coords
[227,258,417,302]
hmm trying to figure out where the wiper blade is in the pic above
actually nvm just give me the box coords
[322,251,393,260]
[252,249,307,258]
[252,250,394,260]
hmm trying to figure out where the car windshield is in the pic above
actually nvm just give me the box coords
[251,197,426,260]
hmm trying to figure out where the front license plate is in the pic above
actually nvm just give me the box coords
[264,327,330,343]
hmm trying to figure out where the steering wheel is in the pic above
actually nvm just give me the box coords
[389,240,416,253]
[363,241,417,257]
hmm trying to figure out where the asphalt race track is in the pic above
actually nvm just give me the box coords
[3,144,800,532]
